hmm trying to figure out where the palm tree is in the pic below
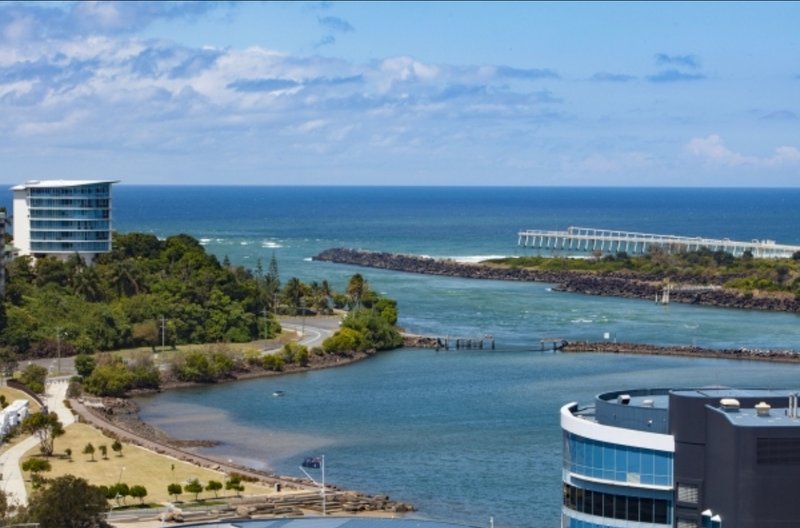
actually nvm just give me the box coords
[346,274,367,308]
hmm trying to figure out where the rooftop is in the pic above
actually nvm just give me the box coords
[715,405,800,427]
[671,388,794,400]
[11,179,118,190]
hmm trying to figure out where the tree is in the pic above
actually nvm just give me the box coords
[23,475,110,528]
[109,482,130,506]
[64,447,72,460]
[19,363,48,394]
[225,475,244,497]
[22,412,64,456]
[99,445,108,459]
[205,480,223,498]
[21,457,52,488]
[111,439,123,457]
[0,347,17,377]
[129,485,148,505]
[167,483,182,501]
[74,353,96,379]
[346,273,367,308]
[185,479,203,500]
[131,320,159,351]
[83,442,96,461]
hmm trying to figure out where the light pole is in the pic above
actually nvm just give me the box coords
[301,298,306,338]
[55,328,66,375]
[160,315,166,352]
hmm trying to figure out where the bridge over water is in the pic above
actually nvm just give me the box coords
[518,226,800,259]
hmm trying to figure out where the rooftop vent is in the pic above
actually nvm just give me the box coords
[617,394,631,405]
[756,401,771,416]
[642,399,654,407]
[720,398,740,411]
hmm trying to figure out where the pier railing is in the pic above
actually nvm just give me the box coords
[518,226,800,259]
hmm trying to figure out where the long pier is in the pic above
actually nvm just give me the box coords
[518,226,800,259]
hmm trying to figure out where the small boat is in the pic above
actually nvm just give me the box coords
[272,390,285,397]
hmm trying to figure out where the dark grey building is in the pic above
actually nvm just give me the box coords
[562,388,800,528]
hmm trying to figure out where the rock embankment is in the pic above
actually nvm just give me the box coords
[314,248,800,312]
[562,341,800,363]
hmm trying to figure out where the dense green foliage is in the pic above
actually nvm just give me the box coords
[18,363,48,393]
[489,248,800,295]
[83,353,160,397]
[0,233,286,357]
[171,349,235,383]
[323,276,402,354]
[20,475,110,528]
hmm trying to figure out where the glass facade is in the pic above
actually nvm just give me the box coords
[563,484,671,525]
[564,432,673,486]
[26,183,112,255]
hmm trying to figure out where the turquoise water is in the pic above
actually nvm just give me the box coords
[25,185,798,528]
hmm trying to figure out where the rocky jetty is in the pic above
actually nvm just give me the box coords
[314,248,800,313]
[561,341,800,363]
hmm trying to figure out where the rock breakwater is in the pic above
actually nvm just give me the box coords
[314,248,800,313]
[562,341,800,363]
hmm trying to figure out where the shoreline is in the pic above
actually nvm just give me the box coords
[313,248,800,313]
[66,334,417,517]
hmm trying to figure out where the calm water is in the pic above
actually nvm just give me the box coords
[5,185,799,527]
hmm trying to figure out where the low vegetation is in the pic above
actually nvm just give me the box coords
[489,247,800,296]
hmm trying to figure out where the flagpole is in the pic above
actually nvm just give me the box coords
[322,454,326,516]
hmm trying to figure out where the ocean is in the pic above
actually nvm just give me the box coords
[6,185,800,527]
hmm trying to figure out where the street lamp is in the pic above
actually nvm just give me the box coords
[55,328,67,376]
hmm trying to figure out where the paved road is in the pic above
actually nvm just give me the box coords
[0,379,74,507]
[266,316,340,353]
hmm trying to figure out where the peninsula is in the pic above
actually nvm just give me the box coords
[313,248,800,313]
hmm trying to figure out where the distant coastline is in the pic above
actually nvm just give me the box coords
[313,248,800,313]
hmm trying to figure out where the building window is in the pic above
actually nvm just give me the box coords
[677,519,699,528]
[563,432,673,486]
[678,483,699,504]
[563,483,671,525]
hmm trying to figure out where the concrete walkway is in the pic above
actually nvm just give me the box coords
[0,379,75,507]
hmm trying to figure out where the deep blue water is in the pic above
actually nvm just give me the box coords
[6,185,800,527]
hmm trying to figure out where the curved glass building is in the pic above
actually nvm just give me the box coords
[11,179,117,263]
[562,388,800,528]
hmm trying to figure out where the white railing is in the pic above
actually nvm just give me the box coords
[518,226,800,259]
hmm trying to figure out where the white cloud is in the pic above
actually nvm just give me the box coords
[686,134,800,168]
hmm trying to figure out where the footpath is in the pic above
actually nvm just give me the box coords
[0,379,74,507]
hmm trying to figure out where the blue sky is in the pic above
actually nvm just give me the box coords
[1,1,799,186]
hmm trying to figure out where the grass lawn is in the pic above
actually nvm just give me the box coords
[22,422,272,503]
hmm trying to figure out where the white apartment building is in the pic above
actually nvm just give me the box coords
[11,180,118,263]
